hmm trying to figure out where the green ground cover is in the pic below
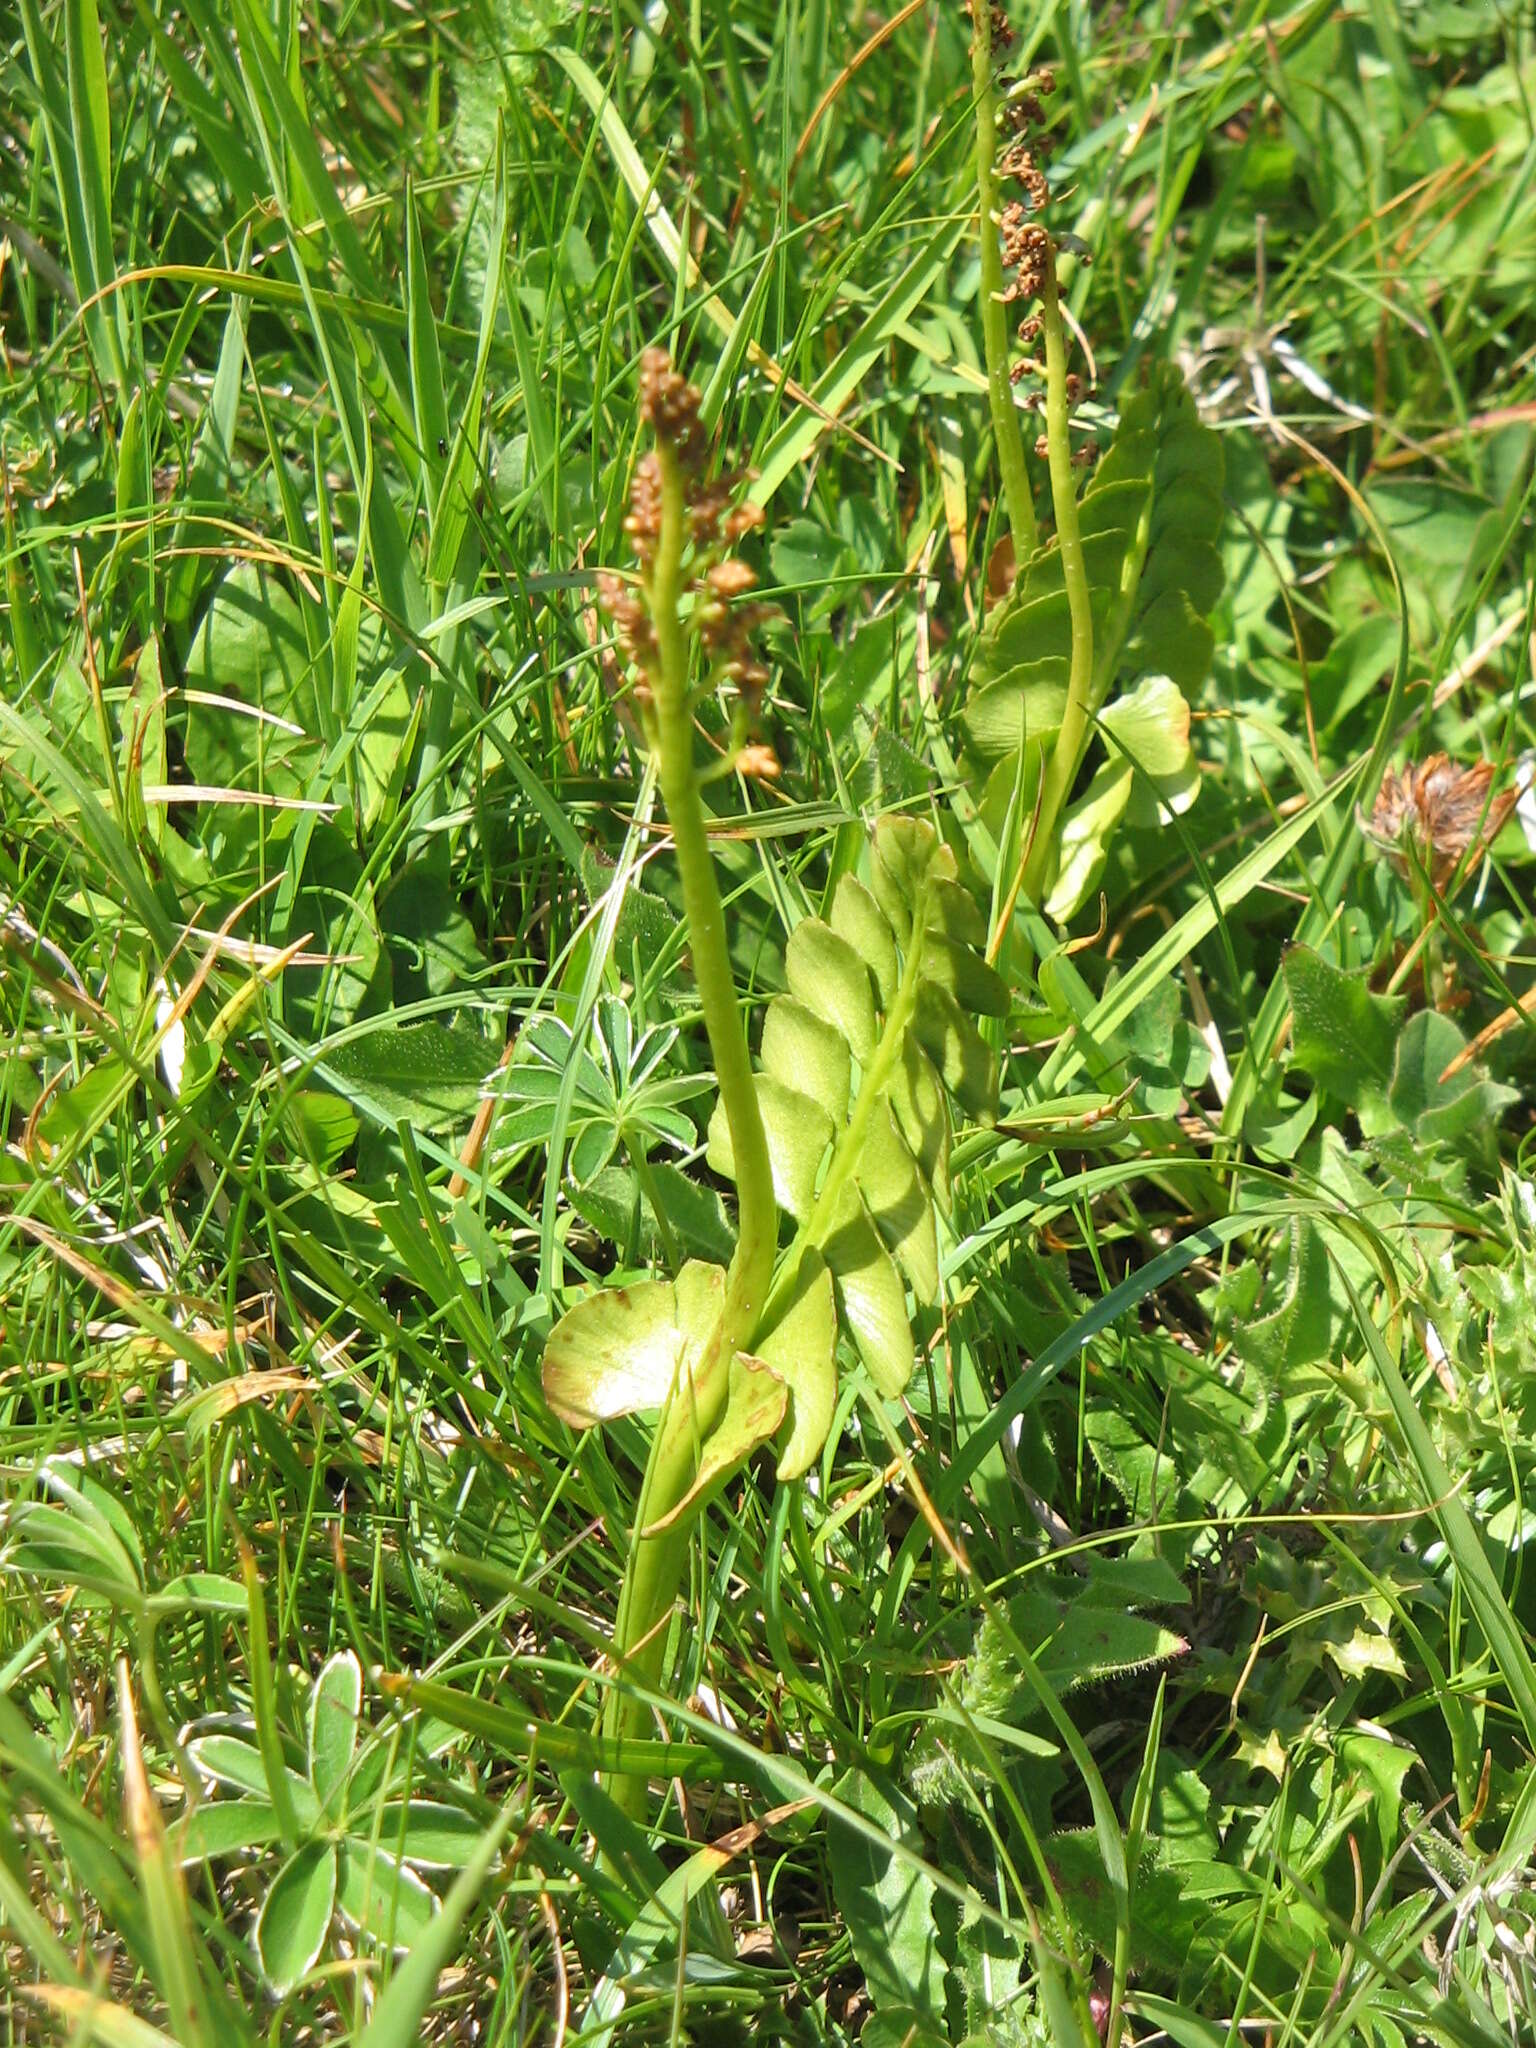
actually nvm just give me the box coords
[4,1,1536,2041]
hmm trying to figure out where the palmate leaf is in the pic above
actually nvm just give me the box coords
[709,816,1002,1407]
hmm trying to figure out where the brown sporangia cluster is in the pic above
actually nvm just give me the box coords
[982,48,1097,471]
[971,0,1014,55]
[1361,754,1520,892]
[598,348,772,749]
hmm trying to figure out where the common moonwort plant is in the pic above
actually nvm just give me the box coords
[543,5,1228,1857]
[965,5,1224,939]
[540,355,1003,1817]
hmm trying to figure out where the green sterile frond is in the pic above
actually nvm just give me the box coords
[710,815,1002,1441]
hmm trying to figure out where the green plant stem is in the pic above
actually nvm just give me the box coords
[971,17,1038,569]
[1020,250,1095,912]
[600,1402,707,1822]
[599,438,778,1819]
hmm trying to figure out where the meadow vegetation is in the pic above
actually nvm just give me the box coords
[3,1,1536,2042]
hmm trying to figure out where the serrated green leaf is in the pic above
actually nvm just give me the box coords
[1283,947,1406,1110]
[1235,1218,1335,1377]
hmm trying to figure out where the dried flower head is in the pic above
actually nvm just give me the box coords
[1360,754,1519,890]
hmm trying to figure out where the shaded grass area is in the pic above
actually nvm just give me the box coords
[2,1,1536,2041]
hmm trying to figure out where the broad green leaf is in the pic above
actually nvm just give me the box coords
[890,1032,951,1212]
[542,1261,725,1426]
[928,876,989,950]
[826,1770,945,2024]
[760,998,852,1123]
[756,1249,838,1480]
[857,1106,939,1304]
[182,563,316,796]
[830,874,900,1007]
[912,982,997,1122]
[1098,673,1200,825]
[1388,1009,1518,1155]
[1124,585,1215,693]
[319,1023,495,1133]
[254,1842,337,1994]
[335,1843,437,1950]
[154,1573,249,1616]
[959,665,1067,767]
[309,1651,362,1815]
[823,1188,914,1396]
[1045,761,1134,922]
[167,1798,285,1866]
[1113,978,1211,1117]
[187,1737,319,1827]
[570,1162,736,1268]
[869,814,948,942]
[786,917,877,1061]
[375,1801,488,1872]
[273,822,389,1035]
[707,1075,832,1221]
[354,1808,513,2048]
[919,930,1009,1016]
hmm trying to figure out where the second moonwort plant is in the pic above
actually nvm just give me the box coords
[540,353,1002,1817]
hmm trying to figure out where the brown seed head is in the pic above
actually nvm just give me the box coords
[1361,754,1520,890]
